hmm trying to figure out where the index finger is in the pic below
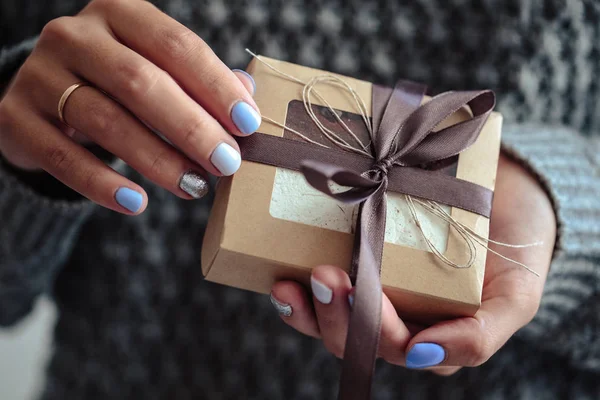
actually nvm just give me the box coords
[93,0,261,136]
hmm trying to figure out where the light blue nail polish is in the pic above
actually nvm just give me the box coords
[348,293,354,307]
[115,187,143,213]
[210,142,241,176]
[231,101,261,135]
[406,343,446,369]
[232,69,256,95]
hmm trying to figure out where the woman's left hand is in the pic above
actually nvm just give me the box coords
[269,153,556,373]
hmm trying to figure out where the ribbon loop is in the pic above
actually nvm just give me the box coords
[390,90,495,166]
[300,160,382,205]
[372,81,428,159]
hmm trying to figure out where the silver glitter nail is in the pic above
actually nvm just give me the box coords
[270,294,293,317]
[179,171,209,199]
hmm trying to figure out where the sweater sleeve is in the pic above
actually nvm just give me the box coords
[502,123,600,372]
[0,36,38,93]
[0,38,96,326]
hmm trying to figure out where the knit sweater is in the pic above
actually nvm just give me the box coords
[1,1,599,399]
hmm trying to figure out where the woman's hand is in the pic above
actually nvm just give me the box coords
[270,153,556,373]
[0,0,260,214]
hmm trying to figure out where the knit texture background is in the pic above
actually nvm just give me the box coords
[1,1,599,399]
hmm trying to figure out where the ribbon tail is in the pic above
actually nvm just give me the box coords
[349,202,363,282]
[338,188,387,400]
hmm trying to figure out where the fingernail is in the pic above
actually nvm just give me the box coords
[210,142,241,176]
[231,101,261,135]
[232,69,256,96]
[406,343,446,369]
[270,293,293,317]
[179,171,209,199]
[310,276,332,304]
[115,187,143,213]
[348,293,354,308]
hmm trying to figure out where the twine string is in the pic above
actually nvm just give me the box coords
[246,49,541,276]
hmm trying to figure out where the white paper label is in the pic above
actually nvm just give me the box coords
[269,168,450,252]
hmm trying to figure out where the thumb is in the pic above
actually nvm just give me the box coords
[404,296,536,369]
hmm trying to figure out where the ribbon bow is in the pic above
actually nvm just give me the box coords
[237,80,495,400]
[300,82,495,400]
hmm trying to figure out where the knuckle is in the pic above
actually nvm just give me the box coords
[117,61,162,100]
[14,57,52,96]
[159,27,201,64]
[197,58,228,93]
[40,17,78,45]
[16,59,39,85]
[149,150,173,178]
[45,146,75,174]
[88,101,125,138]
[463,334,493,367]
[202,67,226,94]
[379,346,404,366]
[378,331,410,365]
[180,117,211,148]
[82,169,101,193]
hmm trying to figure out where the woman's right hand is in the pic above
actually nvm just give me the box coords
[0,0,260,214]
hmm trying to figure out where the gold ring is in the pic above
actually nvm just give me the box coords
[58,83,90,126]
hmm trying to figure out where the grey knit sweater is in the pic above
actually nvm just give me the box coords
[1,1,600,399]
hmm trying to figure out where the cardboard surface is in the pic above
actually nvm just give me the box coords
[202,56,503,322]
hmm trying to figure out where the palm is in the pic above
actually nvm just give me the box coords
[482,154,554,311]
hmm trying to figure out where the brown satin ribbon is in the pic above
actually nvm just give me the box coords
[237,81,496,400]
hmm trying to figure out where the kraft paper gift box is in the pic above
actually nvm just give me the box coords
[201,56,502,323]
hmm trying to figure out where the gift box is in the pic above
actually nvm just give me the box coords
[202,56,502,323]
